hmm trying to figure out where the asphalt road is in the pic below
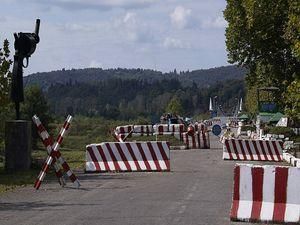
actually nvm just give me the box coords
[0,136,283,225]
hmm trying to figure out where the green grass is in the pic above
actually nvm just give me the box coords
[0,116,186,193]
[0,167,39,193]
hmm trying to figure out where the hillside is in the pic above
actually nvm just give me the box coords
[24,65,246,90]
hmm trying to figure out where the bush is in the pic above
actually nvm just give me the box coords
[241,126,256,132]
[268,126,294,137]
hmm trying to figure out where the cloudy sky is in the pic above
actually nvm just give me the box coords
[0,0,229,75]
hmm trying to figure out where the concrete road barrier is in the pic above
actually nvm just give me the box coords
[230,164,300,223]
[86,141,170,172]
[223,139,283,161]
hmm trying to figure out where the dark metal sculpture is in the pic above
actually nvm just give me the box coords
[11,19,40,119]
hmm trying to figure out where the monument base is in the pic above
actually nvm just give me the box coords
[5,120,32,171]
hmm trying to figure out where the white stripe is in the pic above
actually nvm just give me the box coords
[237,165,253,219]
[101,144,116,171]
[268,141,279,161]
[40,131,49,140]
[91,145,106,171]
[121,144,137,171]
[262,141,272,161]
[274,141,283,160]
[235,140,245,160]
[248,140,258,160]
[241,140,251,160]
[151,142,167,170]
[110,144,127,171]
[228,140,237,160]
[140,143,156,170]
[285,167,300,222]
[67,170,73,177]
[161,142,170,159]
[254,140,265,161]
[260,166,275,221]
[130,143,147,171]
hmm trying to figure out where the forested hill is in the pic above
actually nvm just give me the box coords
[24,65,246,90]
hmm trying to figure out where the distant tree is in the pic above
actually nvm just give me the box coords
[165,97,184,116]
[21,85,52,148]
[224,0,300,104]
[284,78,300,124]
[0,39,12,107]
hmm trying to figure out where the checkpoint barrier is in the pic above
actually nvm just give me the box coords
[230,164,300,223]
[283,152,300,167]
[182,131,210,149]
[32,115,80,189]
[153,124,185,140]
[86,141,170,172]
[222,139,283,161]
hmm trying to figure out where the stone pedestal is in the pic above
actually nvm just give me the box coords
[5,120,32,171]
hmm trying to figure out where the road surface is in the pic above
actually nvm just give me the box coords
[0,137,282,225]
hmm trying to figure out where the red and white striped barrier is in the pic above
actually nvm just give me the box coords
[183,131,210,149]
[115,125,133,134]
[133,125,153,135]
[223,139,283,161]
[32,115,80,189]
[86,142,170,172]
[230,164,300,223]
[283,152,300,167]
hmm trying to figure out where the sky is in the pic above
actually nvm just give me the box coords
[0,0,229,75]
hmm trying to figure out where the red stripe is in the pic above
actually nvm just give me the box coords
[115,143,132,171]
[244,140,253,161]
[97,145,110,171]
[231,140,241,160]
[258,140,268,161]
[271,141,282,161]
[202,129,207,148]
[136,143,151,171]
[230,165,240,220]
[120,127,125,134]
[69,174,77,182]
[237,140,247,160]
[37,123,46,133]
[273,167,288,222]
[197,132,201,149]
[251,167,263,221]
[158,125,163,135]
[192,135,196,148]
[251,141,262,161]
[157,142,170,170]
[105,143,121,171]
[57,135,64,145]
[125,143,141,170]
[87,147,100,171]
[184,133,189,149]
[43,137,54,148]
[147,142,161,171]
[34,179,42,190]
[265,141,275,161]
[225,140,233,159]
[61,161,71,172]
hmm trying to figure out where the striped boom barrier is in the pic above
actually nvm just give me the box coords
[86,141,170,172]
[223,139,283,161]
[183,127,210,149]
[32,115,65,187]
[283,152,300,167]
[32,115,80,189]
[230,164,300,223]
[115,125,133,134]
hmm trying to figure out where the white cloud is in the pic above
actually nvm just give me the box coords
[170,6,191,29]
[61,23,96,32]
[32,0,159,11]
[201,15,227,29]
[163,37,190,49]
[89,60,103,68]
